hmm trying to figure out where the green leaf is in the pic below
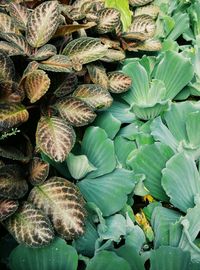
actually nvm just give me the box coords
[105,0,132,31]
[26,1,60,48]
[81,126,116,178]
[28,157,49,186]
[107,100,135,123]
[77,169,137,216]
[9,237,78,270]
[186,111,200,148]
[167,12,189,41]
[39,55,73,73]
[0,199,18,221]
[28,177,86,240]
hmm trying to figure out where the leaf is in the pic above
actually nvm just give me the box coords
[167,12,189,41]
[0,41,25,56]
[129,0,153,7]
[0,103,29,131]
[162,153,200,212]
[73,84,113,110]
[36,116,76,162]
[66,153,96,180]
[107,100,135,123]
[101,48,125,62]
[54,22,97,37]
[0,199,18,221]
[78,169,137,216]
[0,165,28,199]
[95,8,120,34]
[87,62,109,89]
[56,97,96,127]
[8,2,29,30]
[9,237,78,270]
[62,37,108,69]
[28,177,86,240]
[54,73,78,97]
[0,52,15,82]
[26,1,60,48]
[0,12,19,34]
[29,44,57,61]
[108,71,132,93]
[81,126,116,178]
[25,70,50,103]
[4,202,54,247]
[134,4,159,19]
[105,0,132,31]
[186,111,200,148]
[29,157,49,186]
[39,55,73,73]
[130,38,162,52]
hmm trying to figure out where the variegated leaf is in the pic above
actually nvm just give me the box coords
[26,1,60,48]
[101,48,125,62]
[36,116,76,162]
[87,62,109,89]
[29,44,57,61]
[0,81,24,103]
[0,12,19,33]
[62,37,108,70]
[121,31,146,41]
[56,97,96,127]
[134,4,159,19]
[28,177,86,239]
[128,38,162,51]
[19,61,39,84]
[0,103,29,131]
[25,70,50,103]
[129,0,153,7]
[54,73,78,97]
[54,22,96,37]
[8,2,29,30]
[0,52,15,82]
[4,202,54,247]
[108,71,132,93]
[73,84,113,110]
[0,164,28,199]
[96,8,120,34]
[0,41,25,56]
[0,199,19,221]
[29,157,49,186]
[38,55,73,73]
[115,19,123,36]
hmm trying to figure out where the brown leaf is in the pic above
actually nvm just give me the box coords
[0,199,19,221]
[29,157,49,186]
[54,22,97,37]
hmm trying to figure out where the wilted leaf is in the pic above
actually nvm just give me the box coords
[129,0,153,7]
[0,12,19,33]
[62,37,108,69]
[36,116,76,162]
[8,2,29,30]
[0,199,18,221]
[0,52,15,82]
[0,164,28,199]
[26,1,60,47]
[25,70,50,103]
[4,202,54,247]
[95,8,120,34]
[0,103,29,131]
[108,71,131,93]
[73,84,113,110]
[28,177,86,239]
[54,73,78,97]
[0,41,25,56]
[54,22,97,37]
[29,44,57,61]
[29,157,49,186]
[39,55,73,73]
[56,97,96,127]
[87,62,109,89]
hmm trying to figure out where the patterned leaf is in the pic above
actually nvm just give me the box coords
[121,31,146,41]
[0,103,29,131]
[0,165,28,199]
[56,97,96,127]
[101,48,125,62]
[129,39,162,51]
[0,41,25,56]
[26,1,60,48]
[39,55,73,73]
[28,177,86,239]
[0,80,24,103]
[129,0,153,7]
[108,71,132,93]
[96,8,120,34]
[87,62,109,89]
[0,52,15,82]
[73,84,113,110]
[19,61,39,85]
[29,44,57,61]
[134,4,159,19]
[29,157,49,186]
[8,2,29,30]
[25,70,50,103]
[54,22,97,37]
[62,37,108,70]
[0,12,19,34]
[54,73,78,97]
[4,202,54,247]
[36,116,76,162]
[0,199,19,221]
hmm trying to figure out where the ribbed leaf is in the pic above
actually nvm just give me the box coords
[56,97,96,127]
[36,116,76,162]
[39,55,73,73]
[25,70,50,103]
[101,48,125,62]
[107,100,135,123]
[29,44,57,61]
[29,157,49,186]
[0,41,25,56]
[28,177,86,239]
[0,199,19,221]
[130,39,162,51]
[87,62,109,89]
[186,111,200,147]
[0,52,15,82]
[96,8,120,34]
[108,71,132,93]
[134,4,159,19]
[0,13,19,34]
[8,2,29,30]
[62,37,108,69]
[129,0,153,7]
[54,22,97,37]
[19,61,39,86]
[0,165,28,199]
[4,202,54,247]
[26,1,60,48]
[0,103,29,131]
[73,84,113,110]
[54,73,78,97]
